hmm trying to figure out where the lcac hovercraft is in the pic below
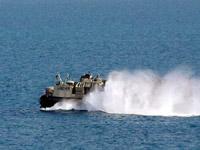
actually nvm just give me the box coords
[40,73,106,109]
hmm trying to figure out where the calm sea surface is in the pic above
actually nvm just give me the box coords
[1,0,200,149]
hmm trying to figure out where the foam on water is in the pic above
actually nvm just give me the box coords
[41,99,84,111]
[50,69,200,117]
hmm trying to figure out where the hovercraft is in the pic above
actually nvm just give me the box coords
[40,73,106,109]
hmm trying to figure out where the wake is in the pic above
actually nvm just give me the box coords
[51,69,200,117]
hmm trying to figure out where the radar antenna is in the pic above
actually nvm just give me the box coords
[55,72,63,85]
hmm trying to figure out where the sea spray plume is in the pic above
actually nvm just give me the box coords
[83,69,200,116]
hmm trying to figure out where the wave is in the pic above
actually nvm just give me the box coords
[47,69,200,117]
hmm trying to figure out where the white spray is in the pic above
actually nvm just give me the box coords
[83,69,200,116]
[50,69,200,117]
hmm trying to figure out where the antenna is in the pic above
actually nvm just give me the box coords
[62,73,69,83]
[55,72,63,82]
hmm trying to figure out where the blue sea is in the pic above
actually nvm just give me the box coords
[1,0,200,149]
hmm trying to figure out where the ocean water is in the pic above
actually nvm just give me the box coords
[1,0,200,149]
